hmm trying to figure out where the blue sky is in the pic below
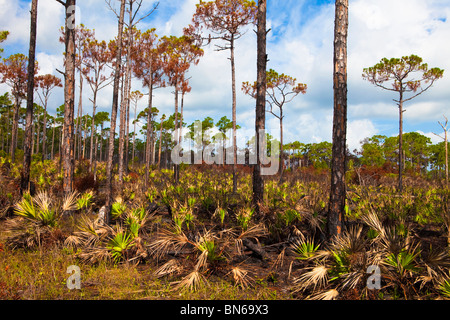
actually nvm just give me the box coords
[1,0,449,152]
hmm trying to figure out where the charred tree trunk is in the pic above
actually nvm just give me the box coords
[20,0,38,193]
[252,0,266,216]
[328,0,348,240]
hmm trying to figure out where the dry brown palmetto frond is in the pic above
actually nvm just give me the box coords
[361,210,385,237]
[154,259,184,278]
[271,248,287,270]
[62,191,80,212]
[293,265,329,292]
[147,226,191,260]
[66,214,115,249]
[78,246,111,264]
[330,225,367,255]
[229,266,253,289]
[64,234,82,249]
[307,289,339,300]
[234,224,267,256]
[339,270,367,291]
[195,249,209,271]
[34,191,51,213]
[172,270,208,292]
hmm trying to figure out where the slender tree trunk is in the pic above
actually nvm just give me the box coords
[31,121,36,156]
[83,114,87,159]
[62,0,77,198]
[279,114,284,182]
[252,0,266,215]
[106,0,126,225]
[230,36,237,193]
[77,75,83,159]
[173,83,179,184]
[51,124,55,160]
[100,122,104,162]
[132,102,137,166]
[398,95,404,193]
[42,99,48,161]
[89,90,97,171]
[158,118,163,169]
[10,95,20,163]
[125,69,131,174]
[445,129,448,185]
[328,0,348,240]
[118,3,133,186]
[20,0,38,193]
[93,129,98,180]
[35,114,40,155]
[145,86,153,188]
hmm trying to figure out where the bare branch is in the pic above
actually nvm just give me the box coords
[105,0,120,20]
[56,68,66,76]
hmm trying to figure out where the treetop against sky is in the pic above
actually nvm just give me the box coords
[0,0,449,151]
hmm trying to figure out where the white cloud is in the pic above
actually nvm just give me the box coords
[347,119,378,152]
[1,0,449,151]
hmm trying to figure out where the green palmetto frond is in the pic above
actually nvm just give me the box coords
[291,238,320,260]
[76,190,93,210]
[438,278,450,298]
[14,191,59,227]
[384,247,421,278]
[111,198,127,220]
[14,194,38,220]
[107,230,135,263]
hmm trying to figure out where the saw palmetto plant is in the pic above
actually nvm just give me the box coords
[5,191,79,249]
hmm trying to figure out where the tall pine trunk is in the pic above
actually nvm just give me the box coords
[328,0,348,240]
[20,0,38,193]
[62,0,76,198]
[89,90,97,171]
[105,0,126,225]
[10,95,20,163]
[252,0,266,216]
[145,85,153,188]
[230,37,237,193]
[398,95,404,193]
[42,99,48,161]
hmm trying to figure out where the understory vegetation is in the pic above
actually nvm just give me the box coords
[0,157,449,300]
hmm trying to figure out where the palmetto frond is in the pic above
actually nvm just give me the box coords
[307,289,339,300]
[230,266,253,289]
[172,270,207,292]
[154,259,184,278]
[293,265,329,291]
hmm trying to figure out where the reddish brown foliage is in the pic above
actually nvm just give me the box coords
[74,173,98,193]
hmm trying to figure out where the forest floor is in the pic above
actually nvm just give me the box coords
[0,160,449,300]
